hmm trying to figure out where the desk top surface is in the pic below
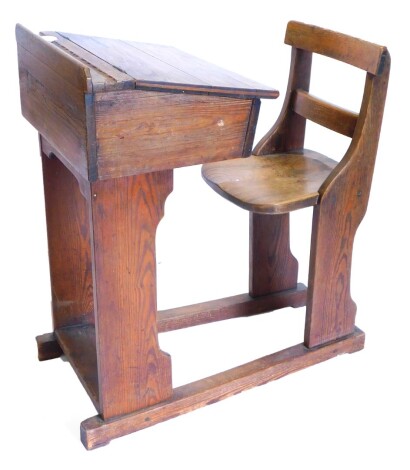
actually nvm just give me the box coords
[41,30,278,99]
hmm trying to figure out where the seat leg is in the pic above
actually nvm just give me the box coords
[304,204,358,348]
[249,213,298,297]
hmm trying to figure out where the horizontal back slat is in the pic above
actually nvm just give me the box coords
[293,90,358,137]
[285,21,387,75]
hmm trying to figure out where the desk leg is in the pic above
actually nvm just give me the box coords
[249,213,299,297]
[37,153,94,361]
[90,170,173,421]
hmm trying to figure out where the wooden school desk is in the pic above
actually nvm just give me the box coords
[16,24,364,449]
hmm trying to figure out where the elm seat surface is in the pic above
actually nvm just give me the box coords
[201,150,338,214]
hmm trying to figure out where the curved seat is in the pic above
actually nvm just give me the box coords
[202,150,337,214]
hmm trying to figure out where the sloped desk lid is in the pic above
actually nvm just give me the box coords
[40,30,279,98]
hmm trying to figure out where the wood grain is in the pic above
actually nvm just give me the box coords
[203,21,390,350]
[19,22,385,449]
[243,99,261,156]
[285,20,387,74]
[253,48,312,155]
[81,327,365,449]
[305,52,391,347]
[16,24,91,92]
[158,284,306,332]
[36,333,63,361]
[18,25,275,183]
[293,89,358,137]
[42,152,94,329]
[202,150,337,214]
[43,31,135,92]
[55,326,99,409]
[16,24,95,180]
[55,31,278,98]
[95,90,254,178]
[18,47,89,179]
[90,171,173,419]
[61,33,207,86]
[249,213,298,296]
[125,40,279,94]
[17,44,86,119]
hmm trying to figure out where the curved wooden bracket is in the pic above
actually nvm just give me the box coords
[253,48,312,155]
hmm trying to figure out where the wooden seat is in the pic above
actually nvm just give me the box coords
[203,21,390,348]
[202,150,337,214]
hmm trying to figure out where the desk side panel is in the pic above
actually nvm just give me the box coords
[94,90,253,178]
[17,42,90,179]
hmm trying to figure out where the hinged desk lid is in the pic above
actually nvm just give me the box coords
[41,30,278,98]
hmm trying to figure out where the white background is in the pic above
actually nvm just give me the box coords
[1,1,409,468]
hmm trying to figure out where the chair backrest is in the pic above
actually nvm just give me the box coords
[254,22,390,186]
[255,21,390,149]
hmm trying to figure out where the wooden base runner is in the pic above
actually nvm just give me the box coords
[36,332,63,361]
[81,327,364,450]
[36,289,363,450]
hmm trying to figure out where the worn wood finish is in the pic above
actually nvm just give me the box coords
[95,90,255,179]
[254,47,312,155]
[90,171,173,419]
[42,150,94,329]
[42,31,135,92]
[203,21,390,350]
[243,99,262,156]
[305,52,391,347]
[40,134,86,190]
[57,31,279,98]
[17,24,278,446]
[202,151,337,214]
[17,45,87,118]
[123,40,277,93]
[16,24,91,92]
[55,326,99,409]
[36,333,63,361]
[62,32,207,88]
[18,22,380,449]
[158,284,306,332]
[285,20,387,74]
[81,327,365,449]
[16,24,93,180]
[17,48,90,180]
[249,213,298,297]
[18,26,276,182]
[293,89,358,138]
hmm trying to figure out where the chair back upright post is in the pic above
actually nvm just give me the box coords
[305,44,390,348]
